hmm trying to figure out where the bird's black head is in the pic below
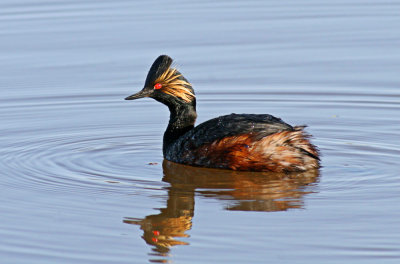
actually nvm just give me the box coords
[125,55,196,106]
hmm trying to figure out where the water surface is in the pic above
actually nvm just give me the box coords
[1,1,400,263]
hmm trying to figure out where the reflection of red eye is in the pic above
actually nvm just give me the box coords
[154,83,162,89]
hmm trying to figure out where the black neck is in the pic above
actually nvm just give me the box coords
[162,100,197,156]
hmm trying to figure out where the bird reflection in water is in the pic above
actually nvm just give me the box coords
[124,160,319,261]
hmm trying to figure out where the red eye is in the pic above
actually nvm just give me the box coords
[154,83,162,89]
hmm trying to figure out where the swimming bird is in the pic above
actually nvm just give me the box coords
[125,55,319,172]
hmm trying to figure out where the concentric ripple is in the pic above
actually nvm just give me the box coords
[2,87,399,200]
[1,98,168,195]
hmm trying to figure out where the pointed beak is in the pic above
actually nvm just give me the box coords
[125,89,152,100]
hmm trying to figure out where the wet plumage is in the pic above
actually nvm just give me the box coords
[125,55,319,172]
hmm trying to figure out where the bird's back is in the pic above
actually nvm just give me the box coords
[165,113,319,172]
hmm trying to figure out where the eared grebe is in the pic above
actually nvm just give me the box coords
[125,55,319,172]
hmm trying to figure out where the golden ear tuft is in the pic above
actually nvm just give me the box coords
[154,68,195,103]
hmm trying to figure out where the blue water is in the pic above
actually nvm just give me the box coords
[1,1,400,263]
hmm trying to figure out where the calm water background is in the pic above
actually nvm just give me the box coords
[1,1,399,263]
